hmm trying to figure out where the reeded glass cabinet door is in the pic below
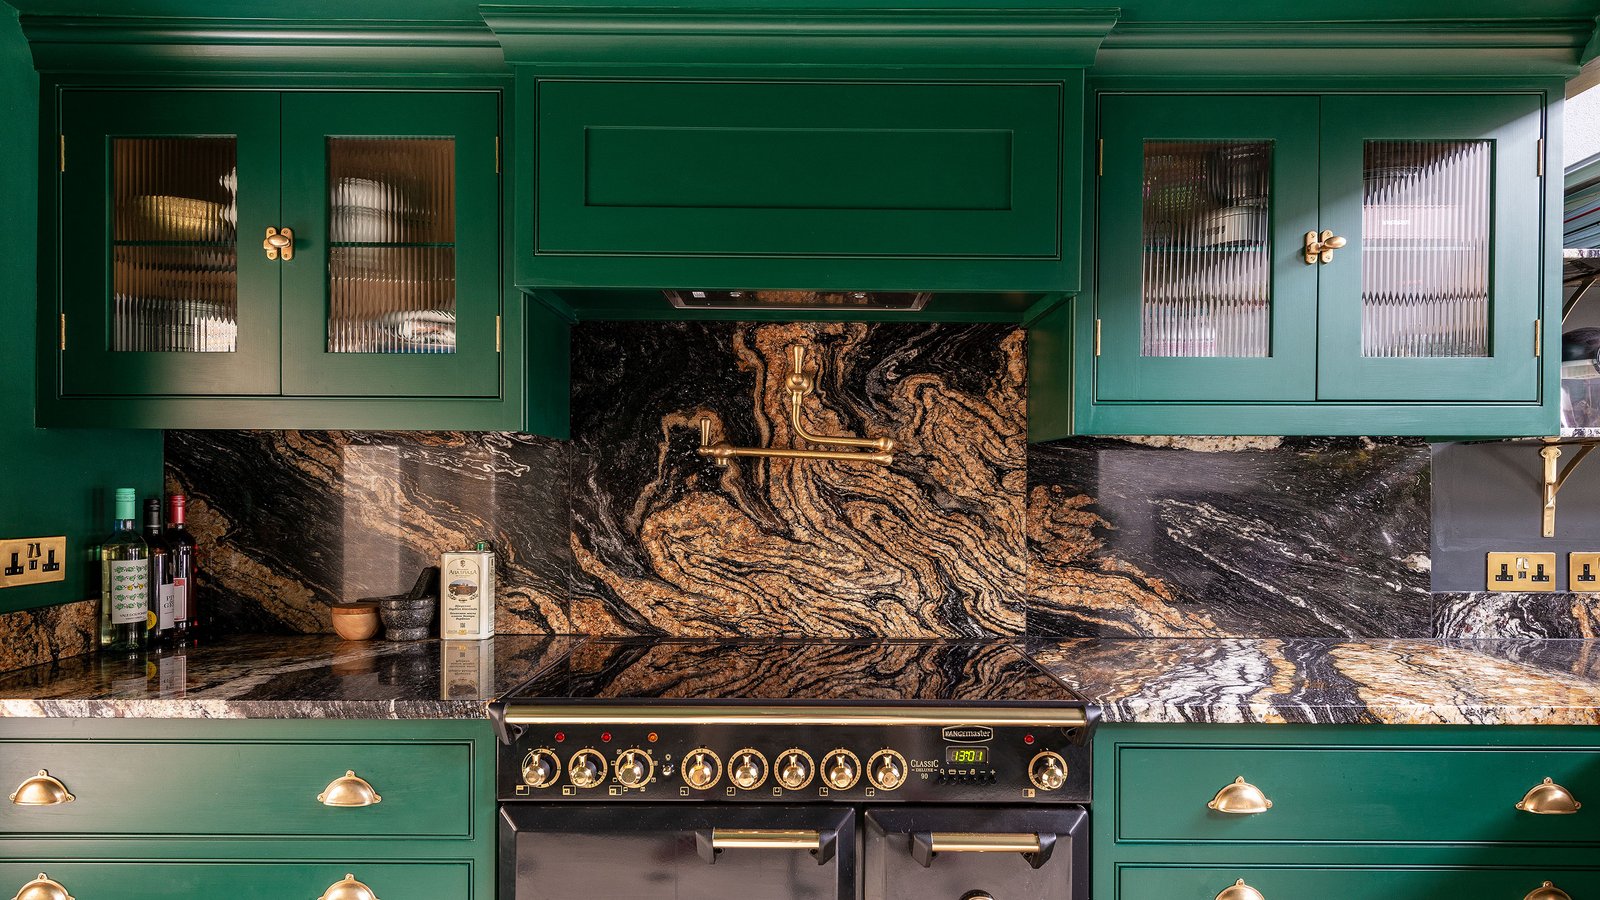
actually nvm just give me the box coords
[279,92,500,397]
[1316,94,1543,401]
[59,91,282,396]
[1096,95,1320,402]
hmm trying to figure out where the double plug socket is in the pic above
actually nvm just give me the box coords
[0,536,67,590]
[1485,552,1600,592]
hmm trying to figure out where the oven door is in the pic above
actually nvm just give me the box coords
[863,807,1088,900]
[501,804,855,900]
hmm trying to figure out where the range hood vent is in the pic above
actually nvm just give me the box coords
[665,290,930,312]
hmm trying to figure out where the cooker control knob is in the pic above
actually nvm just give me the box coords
[868,750,907,791]
[614,749,652,788]
[521,748,560,788]
[683,749,721,790]
[822,750,860,791]
[775,750,814,790]
[568,749,606,789]
[730,749,767,790]
[1029,751,1067,791]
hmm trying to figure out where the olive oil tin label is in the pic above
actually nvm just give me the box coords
[440,546,495,639]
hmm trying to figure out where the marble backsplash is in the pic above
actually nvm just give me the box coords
[162,322,1446,640]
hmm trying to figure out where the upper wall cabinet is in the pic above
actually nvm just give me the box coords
[489,6,1118,297]
[1057,90,1555,438]
[44,88,521,429]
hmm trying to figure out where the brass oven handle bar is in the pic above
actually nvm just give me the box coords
[911,831,1056,870]
[501,703,1088,729]
[697,828,837,865]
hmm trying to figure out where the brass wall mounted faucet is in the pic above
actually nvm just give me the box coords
[699,345,895,467]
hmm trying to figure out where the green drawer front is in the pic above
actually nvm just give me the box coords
[535,78,1064,259]
[1118,746,1600,845]
[1118,865,1600,900]
[0,862,468,900]
[0,741,473,838]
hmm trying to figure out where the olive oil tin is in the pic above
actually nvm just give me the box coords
[440,541,496,640]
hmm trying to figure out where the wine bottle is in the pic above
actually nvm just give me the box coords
[99,488,148,653]
[142,498,174,648]
[165,494,199,643]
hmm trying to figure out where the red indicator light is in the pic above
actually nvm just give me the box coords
[648,732,659,742]
[601,732,613,742]
[554,732,566,742]
[1024,734,1035,745]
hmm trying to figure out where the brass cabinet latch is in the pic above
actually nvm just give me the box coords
[1303,229,1347,265]
[263,226,294,261]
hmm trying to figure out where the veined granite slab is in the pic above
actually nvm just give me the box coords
[0,633,578,719]
[1023,637,1600,725]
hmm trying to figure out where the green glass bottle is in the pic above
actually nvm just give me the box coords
[99,487,149,653]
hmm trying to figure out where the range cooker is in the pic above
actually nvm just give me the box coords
[492,640,1097,900]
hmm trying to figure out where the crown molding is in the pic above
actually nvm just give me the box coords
[481,6,1120,70]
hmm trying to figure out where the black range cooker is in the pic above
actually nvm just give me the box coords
[492,640,1098,900]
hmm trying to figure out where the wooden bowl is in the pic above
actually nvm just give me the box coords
[330,602,380,641]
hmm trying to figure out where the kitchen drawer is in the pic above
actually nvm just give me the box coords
[0,861,469,900]
[0,740,473,838]
[1116,746,1600,845]
[1116,865,1600,900]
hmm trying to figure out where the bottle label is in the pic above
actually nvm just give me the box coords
[172,577,188,621]
[108,560,148,625]
[158,582,175,631]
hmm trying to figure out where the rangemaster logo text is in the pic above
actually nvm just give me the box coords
[940,725,994,743]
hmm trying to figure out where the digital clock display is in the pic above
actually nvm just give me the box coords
[944,746,989,765]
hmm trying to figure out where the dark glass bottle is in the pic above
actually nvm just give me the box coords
[99,487,148,653]
[142,498,173,647]
[165,494,199,643]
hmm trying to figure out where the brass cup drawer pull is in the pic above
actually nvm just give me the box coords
[1525,881,1573,900]
[11,872,73,900]
[1517,778,1581,815]
[317,771,381,808]
[1216,879,1266,900]
[1208,776,1272,814]
[317,873,379,900]
[9,770,74,806]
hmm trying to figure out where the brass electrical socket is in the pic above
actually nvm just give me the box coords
[0,536,67,589]
[1571,553,1600,591]
[1486,552,1558,592]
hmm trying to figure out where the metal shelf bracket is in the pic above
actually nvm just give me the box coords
[1541,440,1597,537]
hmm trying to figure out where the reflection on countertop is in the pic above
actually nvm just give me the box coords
[0,633,579,719]
[1023,637,1600,725]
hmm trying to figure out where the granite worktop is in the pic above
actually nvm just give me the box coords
[1024,637,1600,726]
[0,633,579,719]
[3,634,1599,724]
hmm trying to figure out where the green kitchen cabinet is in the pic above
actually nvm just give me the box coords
[42,87,532,429]
[1054,89,1557,438]
[0,718,495,898]
[1095,724,1600,900]
[520,75,1082,294]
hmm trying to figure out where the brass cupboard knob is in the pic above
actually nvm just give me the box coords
[317,771,381,808]
[318,874,380,900]
[1209,776,1272,814]
[1517,778,1581,815]
[1303,229,1347,264]
[9,770,74,806]
[11,873,73,900]
[1216,879,1266,900]
[1525,881,1573,900]
[263,226,294,261]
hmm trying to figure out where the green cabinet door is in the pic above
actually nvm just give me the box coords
[1117,866,1600,900]
[0,862,470,900]
[279,91,501,397]
[1316,93,1544,401]
[1096,95,1320,402]
[529,77,1073,291]
[59,89,282,397]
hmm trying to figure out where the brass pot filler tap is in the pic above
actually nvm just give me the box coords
[698,345,895,468]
